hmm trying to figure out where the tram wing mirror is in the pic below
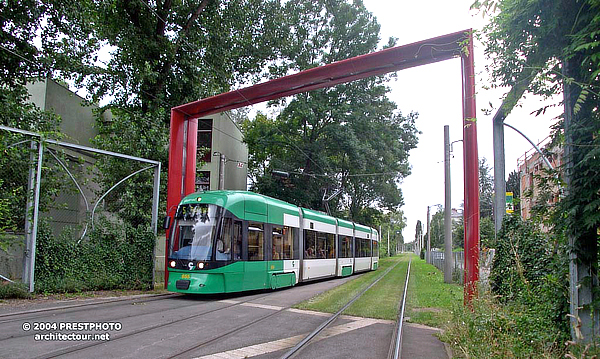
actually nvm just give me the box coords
[163,216,171,230]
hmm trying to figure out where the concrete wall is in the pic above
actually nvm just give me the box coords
[198,112,248,191]
[25,78,109,147]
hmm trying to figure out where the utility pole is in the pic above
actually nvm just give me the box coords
[444,126,453,283]
[426,206,431,264]
[387,229,390,257]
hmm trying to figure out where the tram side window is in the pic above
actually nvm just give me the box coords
[216,218,232,261]
[233,221,242,260]
[326,233,335,258]
[248,223,264,261]
[272,226,284,260]
[304,229,317,259]
[282,226,294,259]
[359,238,364,257]
[339,236,352,258]
[373,240,378,256]
[358,238,370,257]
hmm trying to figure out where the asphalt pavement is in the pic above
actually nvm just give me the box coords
[0,276,450,359]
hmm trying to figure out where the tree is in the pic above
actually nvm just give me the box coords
[379,210,407,256]
[479,158,494,218]
[243,0,419,223]
[415,220,423,248]
[506,169,520,213]
[476,0,600,341]
[427,209,445,249]
[26,0,293,227]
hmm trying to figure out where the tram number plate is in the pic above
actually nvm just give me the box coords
[181,274,191,279]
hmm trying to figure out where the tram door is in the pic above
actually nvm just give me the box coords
[244,222,267,290]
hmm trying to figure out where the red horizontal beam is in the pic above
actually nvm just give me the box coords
[173,30,468,118]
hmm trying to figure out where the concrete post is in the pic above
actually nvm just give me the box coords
[426,206,431,264]
[444,126,453,283]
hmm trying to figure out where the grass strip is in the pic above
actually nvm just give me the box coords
[405,253,462,328]
[294,255,408,320]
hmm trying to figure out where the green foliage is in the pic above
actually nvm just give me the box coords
[426,207,444,249]
[490,215,569,338]
[378,210,407,256]
[506,169,521,213]
[453,215,464,249]
[294,256,406,320]
[405,255,463,328]
[479,158,494,219]
[441,293,567,358]
[243,0,419,224]
[91,108,168,227]
[480,216,496,248]
[34,219,155,293]
[0,282,32,299]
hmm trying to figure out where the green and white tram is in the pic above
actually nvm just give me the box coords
[166,190,379,294]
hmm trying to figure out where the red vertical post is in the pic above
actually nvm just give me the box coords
[461,31,480,303]
[165,109,187,288]
[185,118,198,195]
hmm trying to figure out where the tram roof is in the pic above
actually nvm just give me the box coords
[301,208,337,226]
[337,218,354,229]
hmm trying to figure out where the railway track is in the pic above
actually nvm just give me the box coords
[29,292,274,359]
[279,258,411,359]
[1,259,409,359]
[0,293,180,324]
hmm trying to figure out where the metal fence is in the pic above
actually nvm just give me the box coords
[427,248,495,285]
[0,125,161,291]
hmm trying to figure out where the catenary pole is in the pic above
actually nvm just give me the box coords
[444,126,453,283]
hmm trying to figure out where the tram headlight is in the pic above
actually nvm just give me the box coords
[197,262,204,269]
[169,260,176,268]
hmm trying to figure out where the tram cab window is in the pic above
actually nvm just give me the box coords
[216,218,232,261]
[248,223,264,261]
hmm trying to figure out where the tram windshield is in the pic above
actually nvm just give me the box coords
[169,203,221,261]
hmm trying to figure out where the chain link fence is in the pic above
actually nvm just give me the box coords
[428,248,495,286]
[0,125,160,292]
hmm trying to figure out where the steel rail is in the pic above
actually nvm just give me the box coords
[31,292,273,359]
[390,258,411,359]
[280,259,403,359]
[0,293,179,321]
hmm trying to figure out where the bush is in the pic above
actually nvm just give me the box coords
[488,214,570,346]
[0,282,33,299]
[441,293,567,358]
[34,219,155,293]
[491,215,553,300]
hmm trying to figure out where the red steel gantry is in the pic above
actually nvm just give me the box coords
[165,29,480,301]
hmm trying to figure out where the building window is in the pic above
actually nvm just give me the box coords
[195,171,210,192]
[197,119,212,163]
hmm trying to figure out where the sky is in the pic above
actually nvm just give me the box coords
[360,0,561,243]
